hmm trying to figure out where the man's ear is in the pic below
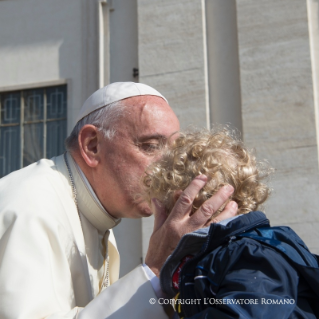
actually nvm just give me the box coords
[78,125,101,167]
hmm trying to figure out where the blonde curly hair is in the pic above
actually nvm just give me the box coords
[143,128,272,217]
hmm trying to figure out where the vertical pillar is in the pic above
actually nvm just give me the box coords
[108,0,142,277]
[307,0,319,167]
[205,0,243,132]
[98,0,109,88]
[109,0,138,82]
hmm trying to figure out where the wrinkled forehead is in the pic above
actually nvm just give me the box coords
[116,96,180,137]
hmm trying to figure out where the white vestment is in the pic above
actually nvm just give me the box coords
[0,153,167,319]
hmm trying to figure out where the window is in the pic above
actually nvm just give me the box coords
[0,85,67,178]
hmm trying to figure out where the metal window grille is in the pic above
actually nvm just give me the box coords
[0,85,67,178]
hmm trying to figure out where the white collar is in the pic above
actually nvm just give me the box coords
[66,152,121,232]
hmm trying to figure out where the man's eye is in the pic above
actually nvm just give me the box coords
[140,143,160,153]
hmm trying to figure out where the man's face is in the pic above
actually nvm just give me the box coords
[94,95,180,219]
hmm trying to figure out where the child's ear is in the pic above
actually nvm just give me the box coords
[173,190,183,203]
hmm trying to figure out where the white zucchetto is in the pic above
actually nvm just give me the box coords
[76,82,168,123]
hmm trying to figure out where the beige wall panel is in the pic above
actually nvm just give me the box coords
[138,0,209,258]
[138,0,208,129]
[237,0,319,252]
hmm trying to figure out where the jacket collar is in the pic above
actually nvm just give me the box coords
[160,211,269,297]
[207,211,269,244]
[65,152,121,232]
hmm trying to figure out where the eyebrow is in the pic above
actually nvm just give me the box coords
[136,134,167,142]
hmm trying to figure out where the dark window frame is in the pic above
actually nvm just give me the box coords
[0,85,67,178]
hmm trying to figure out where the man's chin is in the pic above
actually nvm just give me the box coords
[137,203,153,218]
[140,210,153,217]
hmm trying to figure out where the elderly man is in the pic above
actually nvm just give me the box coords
[0,82,236,319]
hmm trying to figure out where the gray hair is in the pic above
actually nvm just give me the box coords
[65,101,126,152]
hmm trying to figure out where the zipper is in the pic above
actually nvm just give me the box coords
[228,235,236,245]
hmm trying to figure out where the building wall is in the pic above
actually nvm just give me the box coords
[237,0,319,252]
[138,0,319,255]
[0,0,100,132]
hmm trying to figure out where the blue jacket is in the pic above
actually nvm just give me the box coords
[160,211,319,318]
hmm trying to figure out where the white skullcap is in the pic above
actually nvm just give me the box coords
[76,81,168,123]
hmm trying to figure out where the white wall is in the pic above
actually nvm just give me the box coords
[237,0,319,253]
[0,0,100,133]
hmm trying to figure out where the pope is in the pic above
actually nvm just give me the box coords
[0,82,237,319]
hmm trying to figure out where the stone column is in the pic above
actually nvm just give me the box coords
[106,0,142,277]
[205,0,243,132]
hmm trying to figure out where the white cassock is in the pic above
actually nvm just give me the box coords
[0,153,167,319]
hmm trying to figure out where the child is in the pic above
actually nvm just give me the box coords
[143,128,319,319]
[143,127,271,218]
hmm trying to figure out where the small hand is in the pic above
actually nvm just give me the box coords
[145,175,237,277]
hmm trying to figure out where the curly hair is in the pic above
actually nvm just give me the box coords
[143,128,272,217]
